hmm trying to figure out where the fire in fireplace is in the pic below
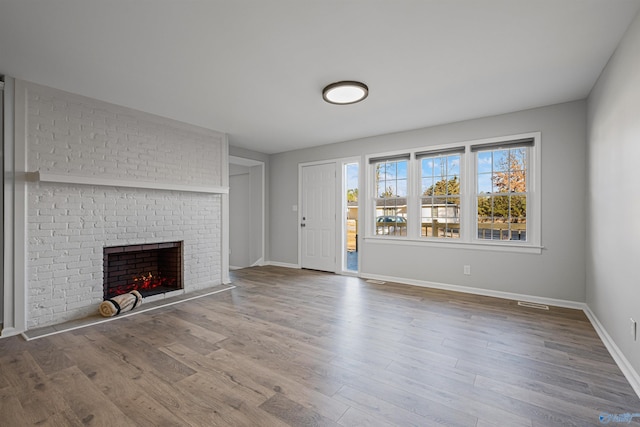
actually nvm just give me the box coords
[103,241,183,299]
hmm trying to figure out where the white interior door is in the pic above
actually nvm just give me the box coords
[301,163,336,272]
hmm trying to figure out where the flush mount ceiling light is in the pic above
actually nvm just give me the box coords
[322,81,368,105]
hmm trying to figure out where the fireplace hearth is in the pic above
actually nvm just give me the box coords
[103,241,183,299]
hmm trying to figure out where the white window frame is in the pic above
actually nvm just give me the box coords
[416,146,466,241]
[366,132,542,254]
[367,150,412,239]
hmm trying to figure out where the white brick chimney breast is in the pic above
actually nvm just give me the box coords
[21,81,227,328]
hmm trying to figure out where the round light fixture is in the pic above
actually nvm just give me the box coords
[322,81,368,105]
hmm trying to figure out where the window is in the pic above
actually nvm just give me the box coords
[367,133,540,252]
[474,141,530,241]
[371,155,409,236]
[418,147,464,239]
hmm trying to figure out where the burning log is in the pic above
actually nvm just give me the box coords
[108,272,176,298]
[99,290,142,317]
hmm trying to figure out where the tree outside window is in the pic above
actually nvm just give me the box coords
[477,147,527,240]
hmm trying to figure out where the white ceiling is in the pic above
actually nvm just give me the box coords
[1,1,639,154]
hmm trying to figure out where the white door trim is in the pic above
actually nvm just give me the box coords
[3,77,27,336]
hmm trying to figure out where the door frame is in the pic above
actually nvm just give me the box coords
[2,77,26,337]
[229,155,266,268]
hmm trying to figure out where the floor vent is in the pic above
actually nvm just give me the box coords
[518,301,550,310]
[366,279,387,285]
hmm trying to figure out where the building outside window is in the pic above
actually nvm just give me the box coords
[418,148,463,239]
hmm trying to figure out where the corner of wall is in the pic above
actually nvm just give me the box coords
[585,8,640,397]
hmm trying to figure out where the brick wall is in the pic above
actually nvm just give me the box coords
[24,82,225,328]
[27,88,222,185]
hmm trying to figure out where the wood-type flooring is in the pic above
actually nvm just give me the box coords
[1,266,639,426]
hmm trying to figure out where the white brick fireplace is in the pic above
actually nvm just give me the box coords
[13,80,229,329]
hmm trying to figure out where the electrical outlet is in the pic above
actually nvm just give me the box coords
[631,318,637,341]
[463,265,471,275]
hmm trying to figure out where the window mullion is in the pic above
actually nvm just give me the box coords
[464,145,474,242]
[408,153,419,239]
[368,161,376,237]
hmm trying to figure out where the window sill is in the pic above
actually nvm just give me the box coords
[364,236,543,254]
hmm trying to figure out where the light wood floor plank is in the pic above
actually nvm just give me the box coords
[54,336,190,426]
[0,389,30,427]
[48,366,138,427]
[337,406,397,427]
[208,348,351,422]
[0,351,83,426]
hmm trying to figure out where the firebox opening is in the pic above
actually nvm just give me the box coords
[103,241,183,300]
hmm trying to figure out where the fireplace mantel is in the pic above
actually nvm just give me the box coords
[29,171,229,194]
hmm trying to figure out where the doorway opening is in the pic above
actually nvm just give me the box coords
[229,156,265,270]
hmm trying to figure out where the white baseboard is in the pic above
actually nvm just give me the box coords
[251,258,264,267]
[359,272,585,310]
[265,261,300,269]
[0,326,21,338]
[583,306,640,399]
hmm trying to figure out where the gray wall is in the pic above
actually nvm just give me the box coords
[270,100,587,302]
[587,11,640,376]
